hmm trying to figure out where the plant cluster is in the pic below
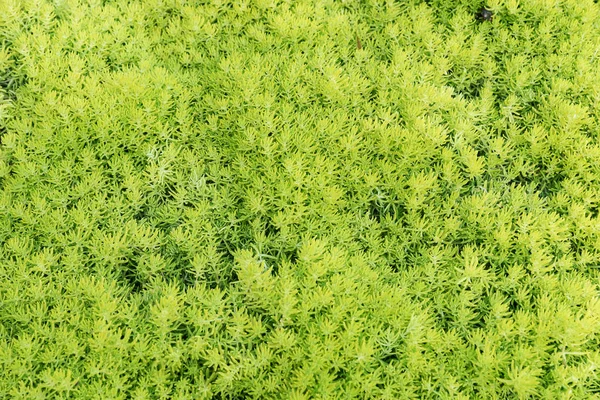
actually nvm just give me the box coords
[1,0,600,398]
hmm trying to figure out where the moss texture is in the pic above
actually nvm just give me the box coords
[1,0,600,398]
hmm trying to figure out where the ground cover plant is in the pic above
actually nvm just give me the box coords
[1,0,600,398]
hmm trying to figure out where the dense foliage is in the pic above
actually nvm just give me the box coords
[2,0,600,398]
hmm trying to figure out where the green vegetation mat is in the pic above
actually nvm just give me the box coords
[2,0,600,398]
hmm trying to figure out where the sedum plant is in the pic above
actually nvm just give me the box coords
[1,0,600,398]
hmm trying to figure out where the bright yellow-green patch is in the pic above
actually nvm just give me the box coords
[2,0,600,398]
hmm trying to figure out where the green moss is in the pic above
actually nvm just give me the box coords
[1,0,600,398]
